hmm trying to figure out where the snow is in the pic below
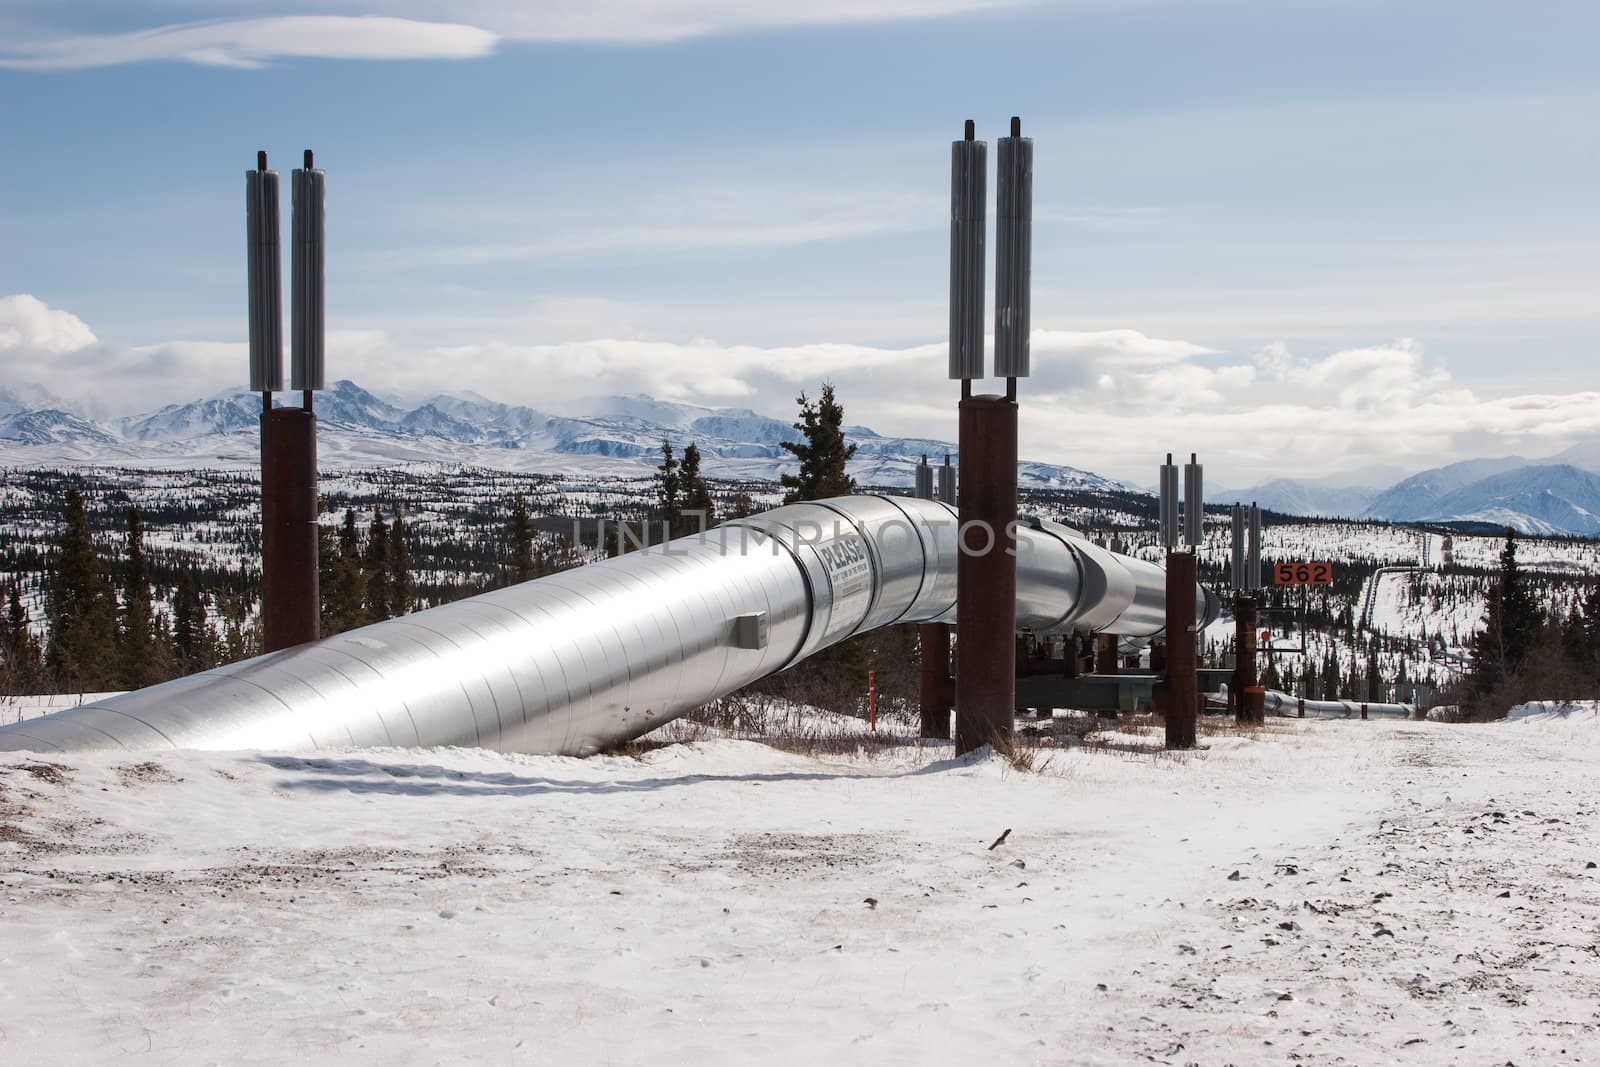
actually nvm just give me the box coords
[0,692,124,725]
[1506,699,1600,724]
[3,717,1598,1063]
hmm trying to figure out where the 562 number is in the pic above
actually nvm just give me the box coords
[1274,562,1332,586]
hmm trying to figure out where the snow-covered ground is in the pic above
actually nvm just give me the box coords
[0,692,123,726]
[3,715,1597,1064]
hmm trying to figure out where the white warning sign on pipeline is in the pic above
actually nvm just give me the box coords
[817,534,872,636]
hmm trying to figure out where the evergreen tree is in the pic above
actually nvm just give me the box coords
[172,571,203,671]
[150,609,177,682]
[44,488,118,691]
[655,439,680,539]
[509,494,536,583]
[1467,528,1542,700]
[364,509,391,622]
[1260,659,1283,692]
[728,491,756,520]
[317,518,340,633]
[1320,651,1340,701]
[389,509,412,615]
[2,582,43,693]
[118,506,156,689]
[331,508,366,630]
[213,591,256,664]
[1580,583,1600,679]
[780,383,856,503]
[678,442,715,534]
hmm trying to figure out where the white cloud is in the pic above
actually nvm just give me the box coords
[8,293,1600,486]
[0,1,1026,69]
[0,294,98,353]
[0,16,498,70]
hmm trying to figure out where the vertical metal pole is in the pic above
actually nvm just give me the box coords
[1233,595,1259,724]
[1230,503,1245,588]
[1095,633,1118,675]
[914,451,952,740]
[1164,551,1198,749]
[938,454,956,505]
[868,669,877,733]
[256,146,322,653]
[261,407,319,651]
[955,394,1018,755]
[918,623,953,739]
[1248,503,1263,590]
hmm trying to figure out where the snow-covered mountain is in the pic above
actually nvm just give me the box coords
[0,380,1126,492]
[1363,458,1600,535]
[0,408,119,447]
[1215,478,1380,519]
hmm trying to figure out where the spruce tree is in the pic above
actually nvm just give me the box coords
[2,581,43,693]
[509,494,536,583]
[118,506,156,689]
[0,587,9,688]
[1467,527,1541,700]
[655,439,680,539]
[317,518,340,633]
[364,509,391,622]
[728,491,755,520]
[44,488,118,691]
[678,442,715,534]
[172,571,202,671]
[332,508,366,629]
[780,383,857,504]
[389,509,412,616]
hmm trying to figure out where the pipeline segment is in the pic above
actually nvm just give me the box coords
[1262,690,1415,720]
[0,495,1215,756]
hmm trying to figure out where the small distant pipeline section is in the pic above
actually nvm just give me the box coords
[1262,690,1417,720]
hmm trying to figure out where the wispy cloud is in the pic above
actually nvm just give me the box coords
[0,16,498,71]
[0,1,1027,70]
[368,186,946,269]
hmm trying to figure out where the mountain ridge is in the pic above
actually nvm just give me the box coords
[0,380,1127,493]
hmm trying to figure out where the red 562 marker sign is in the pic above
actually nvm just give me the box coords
[1273,562,1333,585]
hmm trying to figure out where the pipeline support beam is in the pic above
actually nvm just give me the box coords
[918,623,953,739]
[955,394,1018,755]
[1163,551,1198,749]
[260,408,320,652]
[1232,594,1259,722]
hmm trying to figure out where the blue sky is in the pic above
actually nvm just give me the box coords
[2,1,1598,485]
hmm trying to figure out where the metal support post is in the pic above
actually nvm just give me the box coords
[1095,633,1118,675]
[955,393,1017,754]
[918,623,953,739]
[1233,594,1259,723]
[261,407,320,651]
[1164,551,1198,749]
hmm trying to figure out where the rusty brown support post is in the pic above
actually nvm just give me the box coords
[261,406,320,651]
[1297,697,1305,718]
[1243,686,1266,724]
[1164,551,1198,749]
[918,622,953,739]
[1233,594,1258,723]
[1361,703,1368,720]
[1095,633,1118,675]
[955,393,1017,755]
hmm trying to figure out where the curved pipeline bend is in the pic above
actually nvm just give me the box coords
[0,495,1215,756]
